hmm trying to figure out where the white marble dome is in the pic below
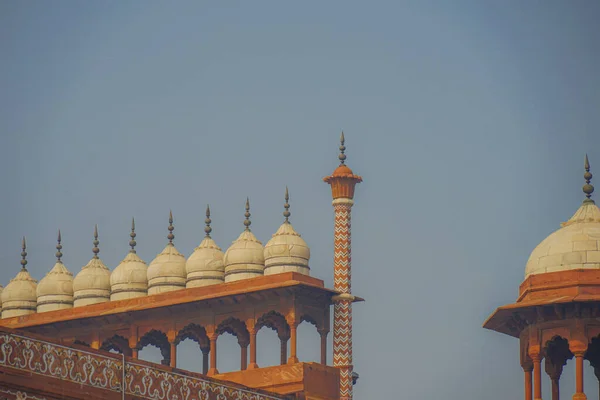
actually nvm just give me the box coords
[186,207,225,288]
[73,257,111,307]
[187,237,225,288]
[73,227,111,307]
[110,221,148,300]
[2,268,37,318]
[147,244,186,294]
[111,252,148,301]
[264,222,310,276]
[224,200,264,282]
[2,239,38,318]
[147,213,187,295]
[525,200,600,278]
[37,262,74,313]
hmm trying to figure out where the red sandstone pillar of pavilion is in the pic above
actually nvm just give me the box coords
[324,132,362,400]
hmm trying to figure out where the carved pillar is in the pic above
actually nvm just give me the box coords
[167,330,177,368]
[91,333,100,350]
[528,345,543,400]
[287,321,299,364]
[240,342,248,371]
[248,328,258,370]
[129,326,138,359]
[208,332,218,376]
[280,336,288,365]
[545,357,563,400]
[570,338,588,400]
[574,351,587,400]
[524,364,533,400]
[319,330,328,365]
[201,348,210,375]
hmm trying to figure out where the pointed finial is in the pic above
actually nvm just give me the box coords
[584,154,595,204]
[205,205,212,237]
[338,131,346,165]
[92,224,100,258]
[56,230,63,262]
[20,236,28,270]
[167,210,175,244]
[244,197,252,231]
[283,186,291,223]
[129,217,137,253]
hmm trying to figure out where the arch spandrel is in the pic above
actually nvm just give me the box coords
[175,323,210,349]
[256,311,290,340]
[137,329,170,365]
[216,317,250,345]
[100,334,132,356]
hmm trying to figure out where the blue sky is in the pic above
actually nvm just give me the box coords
[1,1,600,398]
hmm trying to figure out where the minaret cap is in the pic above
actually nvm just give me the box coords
[584,154,595,204]
[129,218,137,253]
[205,205,212,237]
[92,225,100,259]
[323,132,363,200]
[244,198,252,231]
[56,230,63,262]
[20,236,28,270]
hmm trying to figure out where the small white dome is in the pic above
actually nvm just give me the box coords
[264,222,310,276]
[525,200,600,278]
[187,236,225,287]
[2,268,38,318]
[111,251,148,301]
[37,261,73,313]
[224,230,265,282]
[147,244,186,294]
[73,257,111,307]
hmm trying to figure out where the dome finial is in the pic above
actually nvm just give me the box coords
[92,224,100,259]
[205,205,212,237]
[283,186,291,223]
[338,131,346,165]
[129,217,137,253]
[584,154,595,204]
[20,236,28,270]
[56,229,63,262]
[168,210,175,244]
[244,197,252,231]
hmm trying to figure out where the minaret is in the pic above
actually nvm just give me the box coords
[323,132,362,400]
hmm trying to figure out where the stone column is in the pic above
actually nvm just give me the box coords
[129,326,138,359]
[240,342,248,371]
[573,351,587,400]
[248,328,258,369]
[288,322,299,364]
[545,357,564,400]
[208,332,218,376]
[280,337,288,365]
[168,330,177,368]
[570,339,588,400]
[319,330,328,365]
[524,364,533,400]
[529,352,542,400]
[201,347,209,375]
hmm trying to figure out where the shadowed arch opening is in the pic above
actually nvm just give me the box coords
[101,334,132,356]
[256,311,290,366]
[297,314,321,363]
[216,317,250,372]
[138,329,170,366]
[176,323,210,374]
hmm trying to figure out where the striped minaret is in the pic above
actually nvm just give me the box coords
[324,132,362,400]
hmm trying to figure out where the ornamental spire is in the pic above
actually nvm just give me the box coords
[129,218,137,253]
[283,186,291,223]
[92,225,100,259]
[584,154,595,204]
[244,198,252,231]
[20,236,28,270]
[56,230,63,262]
[168,210,175,244]
[339,131,346,165]
[205,205,212,237]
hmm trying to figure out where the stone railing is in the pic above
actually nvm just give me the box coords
[0,329,288,400]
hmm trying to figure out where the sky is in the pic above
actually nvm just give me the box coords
[1,1,600,398]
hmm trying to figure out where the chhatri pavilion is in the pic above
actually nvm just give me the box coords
[0,134,363,400]
[485,155,600,400]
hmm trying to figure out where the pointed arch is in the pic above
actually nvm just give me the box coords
[256,311,290,340]
[101,334,132,356]
[138,329,170,365]
[217,317,249,345]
